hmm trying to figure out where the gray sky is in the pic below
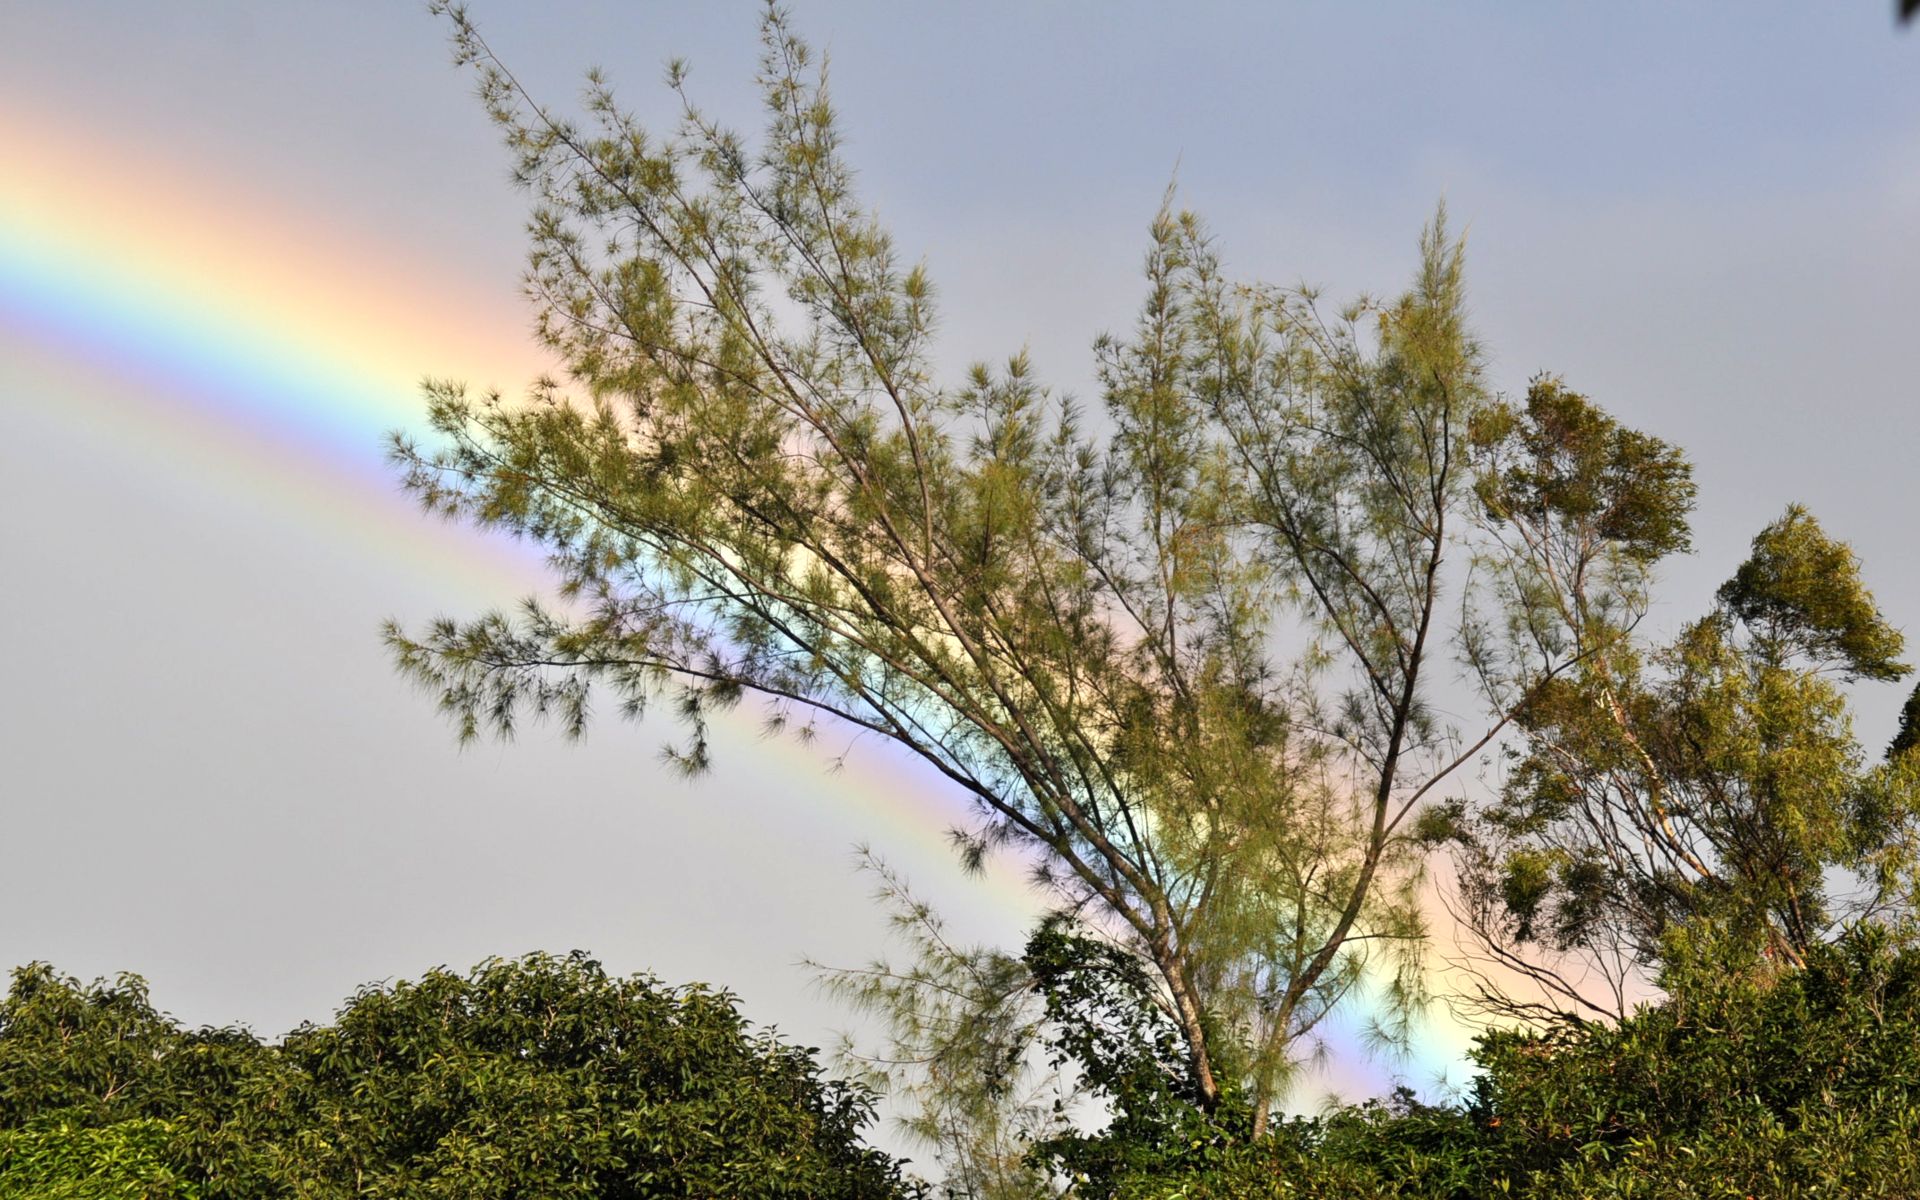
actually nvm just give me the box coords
[3,0,1917,1127]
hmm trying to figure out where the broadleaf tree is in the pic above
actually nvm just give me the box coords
[0,957,913,1200]
[1444,378,1920,1020]
[390,4,1656,1125]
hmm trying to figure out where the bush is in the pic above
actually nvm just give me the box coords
[0,1119,194,1199]
[0,954,915,1199]
[1059,926,1920,1198]
[16,931,1920,1197]
[1470,925,1920,1197]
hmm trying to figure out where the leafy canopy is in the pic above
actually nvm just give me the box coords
[0,956,913,1199]
[1448,419,1920,1015]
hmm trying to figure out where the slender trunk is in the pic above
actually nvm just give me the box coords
[1251,1064,1277,1138]
[1153,937,1219,1109]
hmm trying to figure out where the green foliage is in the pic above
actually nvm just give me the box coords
[1891,681,1920,761]
[18,934,1920,1197]
[266,952,908,1198]
[1472,376,1695,572]
[1022,919,1252,1195]
[812,853,1065,1200]
[1454,452,1919,1014]
[1468,925,1920,1197]
[1057,925,1920,1198]
[0,1119,195,1199]
[393,3,1561,1124]
[1716,504,1908,681]
[0,957,914,1199]
[0,965,180,1124]
[0,964,284,1195]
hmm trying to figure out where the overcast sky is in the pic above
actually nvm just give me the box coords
[3,1,1916,1128]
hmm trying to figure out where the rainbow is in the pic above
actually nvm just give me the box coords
[0,110,1481,1105]
[0,106,1005,876]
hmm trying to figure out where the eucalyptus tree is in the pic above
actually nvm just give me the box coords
[389,5,1631,1123]
[1448,381,1920,1020]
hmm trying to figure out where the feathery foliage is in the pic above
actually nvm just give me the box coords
[811,853,1065,1200]
[387,4,1695,1118]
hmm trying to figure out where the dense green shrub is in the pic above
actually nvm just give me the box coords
[1023,919,1255,1193]
[15,933,1920,1197]
[1043,926,1920,1198]
[1467,925,1920,1197]
[0,964,281,1195]
[0,955,915,1199]
[0,1119,195,1199]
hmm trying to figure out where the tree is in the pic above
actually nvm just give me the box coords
[1446,384,1920,1017]
[819,863,1260,1198]
[0,963,283,1196]
[0,1119,196,1200]
[266,953,909,1199]
[1049,925,1920,1199]
[0,956,914,1199]
[389,4,1661,1124]
[1019,916,1254,1193]
[811,854,1066,1200]
[1461,924,1920,1197]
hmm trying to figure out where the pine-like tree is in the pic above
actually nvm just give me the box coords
[390,4,1675,1123]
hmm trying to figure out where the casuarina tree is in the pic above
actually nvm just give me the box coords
[390,4,1681,1124]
